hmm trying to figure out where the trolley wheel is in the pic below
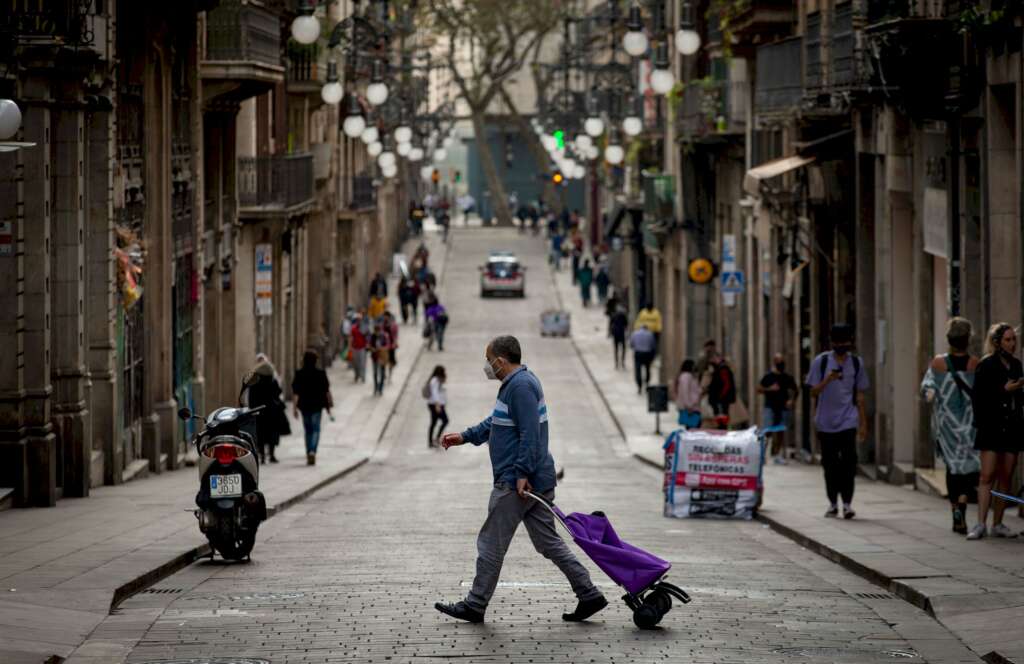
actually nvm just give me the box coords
[632,604,662,629]
[644,589,672,615]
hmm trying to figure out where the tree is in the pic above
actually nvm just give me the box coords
[423,0,565,226]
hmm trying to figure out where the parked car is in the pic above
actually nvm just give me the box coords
[480,251,525,298]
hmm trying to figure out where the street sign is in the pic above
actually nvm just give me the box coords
[688,257,713,284]
[721,270,745,294]
[255,244,272,316]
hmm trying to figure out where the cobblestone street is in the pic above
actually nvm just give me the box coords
[68,228,978,664]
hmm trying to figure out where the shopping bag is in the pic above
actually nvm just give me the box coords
[663,427,765,520]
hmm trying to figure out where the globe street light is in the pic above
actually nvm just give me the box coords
[396,141,411,157]
[367,140,383,157]
[575,134,593,150]
[409,146,425,161]
[584,116,605,137]
[0,99,23,140]
[381,163,398,178]
[366,60,389,106]
[394,125,413,144]
[420,164,434,181]
[291,13,320,45]
[320,63,343,105]
[342,95,366,137]
[433,147,448,163]
[650,44,675,95]
[675,0,701,56]
[360,125,379,145]
[378,149,396,169]
[623,115,643,137]
[605,128,625,165]
[622,4,648,57]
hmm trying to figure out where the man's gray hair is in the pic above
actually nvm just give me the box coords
[489,335,522,364]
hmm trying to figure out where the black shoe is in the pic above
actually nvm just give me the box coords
[269,455,279,464]
[562,595,608,622]
[435,601,484,623]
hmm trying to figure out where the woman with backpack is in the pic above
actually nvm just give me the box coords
[424,365,449,448]
[966,322,1024,540]
[920,317,981,534]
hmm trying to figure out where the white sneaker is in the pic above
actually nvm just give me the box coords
[966,524,986,540]
[990,523,1017,538]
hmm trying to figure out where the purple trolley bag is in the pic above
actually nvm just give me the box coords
[525,491,691,629]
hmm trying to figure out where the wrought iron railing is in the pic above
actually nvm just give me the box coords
[205,0,282,67]
[288,42,325,84]
[238,153,315,210]
[350,175,377,210]
[755,37,803,111]
[676,78,746,139]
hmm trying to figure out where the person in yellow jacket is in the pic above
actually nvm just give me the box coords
[633,302,663,355]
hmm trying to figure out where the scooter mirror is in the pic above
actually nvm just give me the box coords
[177,408,193,421]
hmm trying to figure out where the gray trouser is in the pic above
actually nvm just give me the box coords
[465,484,602,613]
[351,348,367,381]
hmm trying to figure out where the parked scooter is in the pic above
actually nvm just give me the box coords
[179,379,268,561]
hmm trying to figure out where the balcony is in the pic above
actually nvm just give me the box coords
[727,0,797,53]
[287,42,328,98]
[349,175,377,211]
[201,0,285,104]
[675,78,747,143]
[238,153,316,219]
[755,37,802,114]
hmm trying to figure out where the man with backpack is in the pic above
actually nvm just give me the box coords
[806,324,869,519]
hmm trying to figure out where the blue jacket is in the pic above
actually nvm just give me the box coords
[461,366,556,492]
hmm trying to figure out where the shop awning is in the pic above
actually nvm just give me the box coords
[743,154,816,196]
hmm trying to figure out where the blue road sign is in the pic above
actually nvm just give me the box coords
[721,270,745,294]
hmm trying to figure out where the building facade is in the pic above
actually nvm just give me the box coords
[0,0,404,508]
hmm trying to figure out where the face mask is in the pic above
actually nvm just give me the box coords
[833,344,852,355]
[484,359,499,381]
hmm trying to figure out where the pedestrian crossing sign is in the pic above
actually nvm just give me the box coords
[721,270,745,294]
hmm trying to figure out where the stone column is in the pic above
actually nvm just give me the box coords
[142,42,177,470]
[51,101,92,498]
[86,105,120,486]
[19,93,57,506]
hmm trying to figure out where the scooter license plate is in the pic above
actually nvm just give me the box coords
[210,474,242,498]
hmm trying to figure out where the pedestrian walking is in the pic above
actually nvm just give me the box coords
[695,339,717,380]
[369,321,392,396]
[350,313,368,383]
[409,200,426,236]
[425,365,449,448]
[384,310,399,382]
[550,229,564,270]
[633,302,663,354]
[291,350,333,466]
[435,335,607,624]
[758,353,799,464]
[339,306,354,365]
[672,360,701,429]
[369,271,388,299]
[569,229,583,284]
[609,305,628,370]
[577,259,594,307]
[630,324,656,394]
[707,354,737,429]
[920,317,981,535]
[806,324,869,519]
[244,354,289,464]
[398,278,419,324]
[368,293,387,321]
[426,300,449,351]
[595,264,610,304]
[966,322,1024,540]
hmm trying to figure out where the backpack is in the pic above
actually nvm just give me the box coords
[421,377,432,399]
[816,351,861,405]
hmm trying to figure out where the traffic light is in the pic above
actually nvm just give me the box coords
[552,171,564,184]
[553,129,564,150]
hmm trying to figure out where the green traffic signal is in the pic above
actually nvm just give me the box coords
[553,129,564,150]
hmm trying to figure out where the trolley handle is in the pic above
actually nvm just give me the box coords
[524,491,574,539]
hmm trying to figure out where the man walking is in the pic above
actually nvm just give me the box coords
[758,353,798,463]
[806,324,869,519]
[435,336,607,624]
[630,324,657,394]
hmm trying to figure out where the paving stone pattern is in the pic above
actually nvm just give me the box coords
[89,228,978,664]
[0,234,447,664]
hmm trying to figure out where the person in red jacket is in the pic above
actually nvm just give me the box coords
[349,313,368,383]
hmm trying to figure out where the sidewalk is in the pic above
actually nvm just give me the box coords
[550,261,1024,664]
[0,233,447,664]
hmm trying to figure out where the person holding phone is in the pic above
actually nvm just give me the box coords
[966,323,1024,539]
[807,324,869,519]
